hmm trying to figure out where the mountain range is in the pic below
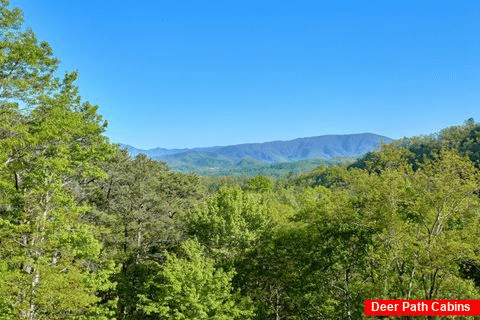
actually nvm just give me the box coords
[120,133,392,176]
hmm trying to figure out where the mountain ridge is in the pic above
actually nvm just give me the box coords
[121,132,390,159]
[120,133,392,175]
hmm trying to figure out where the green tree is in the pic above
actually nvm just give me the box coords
[0,74,117,320]
[84,150,204,319]
[138,239,254,320]
[367,150,480,301]
[460,124,480,168]
[0,1,117,318]
[0,0,58,105]
[187,187,272,266]
[245,175,274,193]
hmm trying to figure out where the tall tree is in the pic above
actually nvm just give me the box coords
[0,1,117,318]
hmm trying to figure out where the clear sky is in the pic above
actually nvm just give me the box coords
[14,0,479,149]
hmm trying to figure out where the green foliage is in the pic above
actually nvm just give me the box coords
[386,118,480,171]
[343,150,480,303]
[233,145,480,319]
[187,187,272,265]
[0,1,117,318]
[460,125,480,168]
[138,239,254,320]
[168,154,352,178]
[0,0,58,105]
[246,175,274,193]
[200,175,250,195]
[293,164,351,188]
[82,149,205,319]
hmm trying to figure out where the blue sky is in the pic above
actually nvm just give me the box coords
[15,0,479,149]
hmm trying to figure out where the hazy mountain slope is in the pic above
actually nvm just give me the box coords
[120,133,392,176]
[198,133,391,162]
[119,144,221,160]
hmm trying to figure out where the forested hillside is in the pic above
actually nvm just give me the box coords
[2,2,480,319]
[121,133,391,176]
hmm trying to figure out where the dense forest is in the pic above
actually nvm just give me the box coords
[1,2,480,319]
[158,156,354,178]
